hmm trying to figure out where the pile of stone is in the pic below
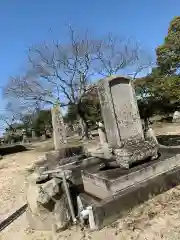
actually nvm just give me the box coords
[26,168,72,232]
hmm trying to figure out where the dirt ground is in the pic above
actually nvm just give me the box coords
[0,149,45,222]
[2,186,180,240]
[1,123,180,239]
[153,122,180,136]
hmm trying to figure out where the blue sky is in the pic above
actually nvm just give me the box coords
[0,0,179,130]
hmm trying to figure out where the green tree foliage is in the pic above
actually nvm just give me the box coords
[64,105,78,124]
[32,109,52,137]
[156,16,180,74]
[78,95,102,129]
[135,17,180,118]
[64,89,102,129]
[135,70,179,120]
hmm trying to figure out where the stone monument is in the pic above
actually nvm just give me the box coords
[51,102,67,150]
[31,130,36,138]
[97,122,107,146]
[22,129,28,144]
[173,111,180,122]
[97,75,158,168]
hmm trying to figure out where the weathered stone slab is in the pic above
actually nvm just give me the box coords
[114,139,158,168]
[87,145,113,159]
[81,161,180,229]
[82,150,180,199]
[41,178,61,198]
[97,75,158,167]
[98,76,144,147]
[51,103,67,150]
[97,122,107,145]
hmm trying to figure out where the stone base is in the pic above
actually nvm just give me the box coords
[82,148,180,199]
[114,139,159,168]
[86,144,113,160]
[80,162,180,229]
[80,148,180,229]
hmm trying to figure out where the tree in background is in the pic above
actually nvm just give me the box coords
[64,88,102,131]
[154,16,180,105]
[32,109,52,137]
[156,16,180,75]
[134,16,180,122]
[4,27,147,139]
[135,70,180,124]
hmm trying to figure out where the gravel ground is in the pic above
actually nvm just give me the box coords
[0,150,45,222]
[153,122,180,136]
[2,186,180,240]
[1,125,180,239]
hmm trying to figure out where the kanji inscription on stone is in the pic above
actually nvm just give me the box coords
[51,103,67,150]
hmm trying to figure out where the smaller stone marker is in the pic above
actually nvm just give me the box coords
[22,129,27,144]
[173,111,180,122]
[41,134,46,141]
[51,102,67,150]
[97,122,107,145]
[31,130,36,138]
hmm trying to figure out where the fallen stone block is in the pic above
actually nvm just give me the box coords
[36,188,51,205]
[50,169,72,180]
[27,172,49,184]
[41,178,61,198]
[26,181,71,232]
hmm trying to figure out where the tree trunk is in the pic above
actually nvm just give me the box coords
[79,116,89,140]
[76,100,90,140]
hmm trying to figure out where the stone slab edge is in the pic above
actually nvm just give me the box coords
[91,165,180,229]
[82,154,180,197]
[110,153,180,192]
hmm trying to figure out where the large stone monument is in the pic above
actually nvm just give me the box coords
[97,75,158,168]
[25,76,180,231]
[51,102,67,150]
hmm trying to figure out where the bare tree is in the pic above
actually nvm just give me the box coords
[5,100,38,133]
[0,99,38,141]
[0,113,16,132]
[4,27,150,139]
[4,27,98,139]
[95,34,153,78]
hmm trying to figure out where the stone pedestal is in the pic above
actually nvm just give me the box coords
[114,139,159,168]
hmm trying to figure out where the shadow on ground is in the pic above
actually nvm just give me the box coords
[0,144,27,156]
[157,135,180,146]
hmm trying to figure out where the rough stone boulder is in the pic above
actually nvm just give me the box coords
[26,173,71,232]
